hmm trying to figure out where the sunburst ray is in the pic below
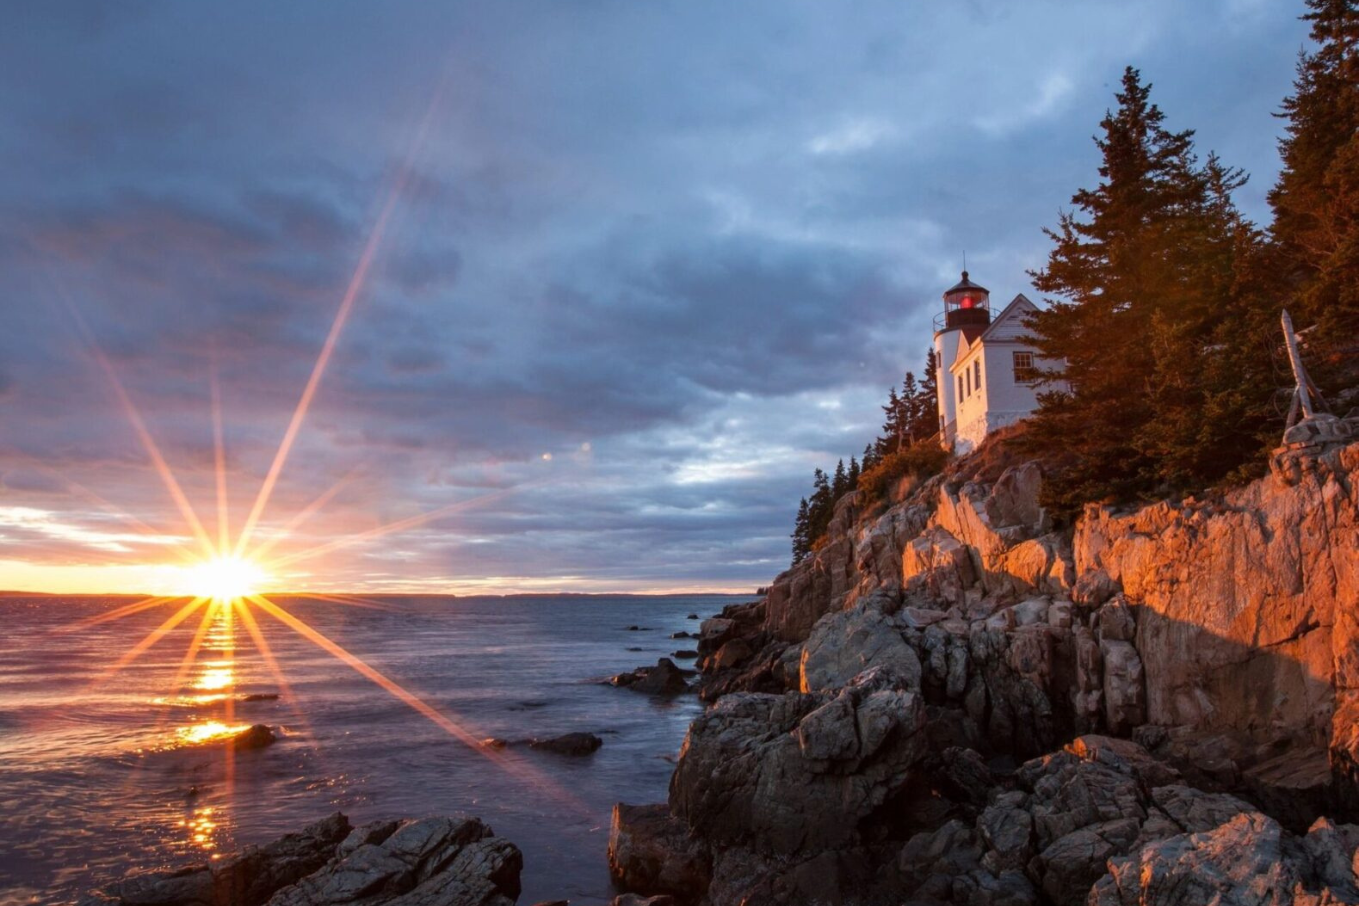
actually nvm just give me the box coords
[247,594,588,813]
[90,597,207,687]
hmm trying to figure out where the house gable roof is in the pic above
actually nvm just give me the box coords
[978,293,1039,343]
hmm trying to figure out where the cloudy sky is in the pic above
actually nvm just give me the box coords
[0,1,1312,594]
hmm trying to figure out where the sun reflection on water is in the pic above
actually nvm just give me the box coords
[177,721,251,745]
[194,663,234,692]
[179,806,222,853]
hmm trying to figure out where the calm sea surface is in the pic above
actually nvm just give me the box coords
[0,594,745,905]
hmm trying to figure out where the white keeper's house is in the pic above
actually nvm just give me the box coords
[932,271,1060,454]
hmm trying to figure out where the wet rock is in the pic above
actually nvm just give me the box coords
[687,613,699,620]
[231,724,276,750]
[528,732,603,756]
[239,693,281,703]
[87,813,354,906]
[268,816,521,906]
[99,866,214,906]
[336,820,400,859]
[670,631,693,639]
[671,650,698,660]
[608,803,710,905]
[613,659,689,695]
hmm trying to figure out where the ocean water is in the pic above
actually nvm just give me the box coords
[0,594,744,905]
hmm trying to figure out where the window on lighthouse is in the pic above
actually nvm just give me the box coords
[974,360,981,391]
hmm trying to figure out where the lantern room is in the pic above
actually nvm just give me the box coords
[937,270,992,331]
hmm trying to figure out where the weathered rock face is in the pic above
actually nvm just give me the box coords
[82,814,522,906]
[644,436,1359,905]
[670,667,928,857]
[608,804,710,905]
[722,440,1359,805]
[1090,811,1359,906]
[1076,441,1359,789]
[799,607,922,694]
[268,817,521,906]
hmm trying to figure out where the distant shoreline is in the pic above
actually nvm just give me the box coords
[0,589,758,600]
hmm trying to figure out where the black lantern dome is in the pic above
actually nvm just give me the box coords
[939,270,992,331]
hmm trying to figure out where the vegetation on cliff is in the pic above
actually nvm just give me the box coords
[1026,1,1357,516]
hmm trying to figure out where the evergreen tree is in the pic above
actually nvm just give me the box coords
[1269,0,1359,392]
[1023,66,1259,513]
[899,372,920,446]
[807,467,833,544]
[831,459,849,499]
[877,387,903,456]
[918,348,940,441]
[847,456,861,488]
[862,443,879,472]
[791,497,811,564]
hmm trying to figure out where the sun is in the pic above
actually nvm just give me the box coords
[184,555,268,602]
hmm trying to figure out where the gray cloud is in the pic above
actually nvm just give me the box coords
[0,0,1312,591]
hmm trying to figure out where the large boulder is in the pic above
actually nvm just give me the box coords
[267,817,521,906]
[613,659,689,695]
[1089,812,1329,906]
[669,668,928,856]
[83,814,523,906]
[798,608,921,694]
[608,804,710,905]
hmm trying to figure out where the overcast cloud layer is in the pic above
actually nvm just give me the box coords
[0,1,1311,593]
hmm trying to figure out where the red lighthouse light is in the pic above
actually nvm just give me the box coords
[960,296,974,309]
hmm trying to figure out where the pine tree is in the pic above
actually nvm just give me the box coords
[899,372,920,446]
[791,498,811,564]
[1023,66,1246,513]
[831,459,849,499]
[1269,0,1359,392]
[1138,155,1284,488]
[847,456,861,487]
[877,387,903,456]
[918,348,940,441]
[807,468,833,544]
[861,443,879,472]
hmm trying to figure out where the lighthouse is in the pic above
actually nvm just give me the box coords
[932,271,1054,454]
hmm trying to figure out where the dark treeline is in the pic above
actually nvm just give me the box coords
[790,0,1357,560]
[1023,0,1358,516]
[791,350,942,564]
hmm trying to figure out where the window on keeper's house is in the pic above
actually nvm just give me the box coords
[1013,351,1038,383]
[974,359,981,391]
[957,375,964,400]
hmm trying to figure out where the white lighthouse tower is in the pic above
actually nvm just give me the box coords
[933,271,1054,453]
[933,271,993,449]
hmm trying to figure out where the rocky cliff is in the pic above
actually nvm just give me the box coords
[611,425,1359,905]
